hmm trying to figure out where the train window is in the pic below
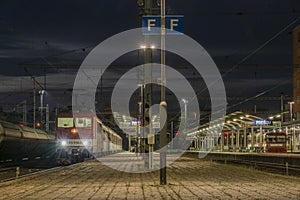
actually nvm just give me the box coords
[58,118,74,128]
[277,136,286,142]
[75,117,92,128]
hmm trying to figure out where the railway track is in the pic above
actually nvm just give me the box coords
[0,165,62,183]
[0,157,59,182]
[185,151,300,176]
[0,157,93,182]
[216,159,300,176]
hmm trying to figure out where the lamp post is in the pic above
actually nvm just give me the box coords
[138,84,144,156]
[288,101,294,152]
[31,77,36,129]
[182,99,188,129]
[39,90,45,126]
[159,0,167,185]
[288,101,294,121]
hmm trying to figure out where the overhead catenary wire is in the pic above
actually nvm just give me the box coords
[5,13,299,127]
[170,16,300,123]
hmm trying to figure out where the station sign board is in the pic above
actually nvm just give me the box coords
[142,15,184,35]
[254,120,273,126]
[130,120,141,126]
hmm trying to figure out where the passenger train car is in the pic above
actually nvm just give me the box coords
[0,120,56,164]
[264,132,287,153]
[247,132,287,153]
[56,113,123,164]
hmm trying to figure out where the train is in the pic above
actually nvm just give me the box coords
[264,132,287,153]
[56,113,123,164]
[0,120,56,164]
[248,132,287,153]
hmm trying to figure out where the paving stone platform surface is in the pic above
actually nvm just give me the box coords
[0,152,300,200]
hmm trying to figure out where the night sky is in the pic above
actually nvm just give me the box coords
[1,0,300,117]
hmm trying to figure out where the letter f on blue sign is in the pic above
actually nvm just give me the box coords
[142,16,161,34]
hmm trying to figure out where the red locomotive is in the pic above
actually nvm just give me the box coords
[264,132,287,153]
[56,113,122,164]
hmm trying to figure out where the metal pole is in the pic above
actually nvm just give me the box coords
[160,0,167,185]
[221,132,224,152]
[251,127,254,152]
[171,121,173,151]
[161,0,166,102]
[182,99,188,130]
[33,77,36,129]
[259,125,263,149]
[289,102,293,122]
[160,101,167,184]
[40,92,43,125]
[128,135,131,151]
[141,85,144,155]
[281,94,284,122]
[46,104,49,133]
[288,101,294,152]
[231,132,234,150]
[237,129,240,149]
[24,100,27,125]
[40,90,45,126]
[143,0,153,169]
[244,127,247,150]
[293,124,296,152]
[184,102,187,126]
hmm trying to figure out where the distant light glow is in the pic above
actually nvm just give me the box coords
[61,140,67,146]
[71,128,77,134]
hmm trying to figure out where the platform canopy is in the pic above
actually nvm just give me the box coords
[186,111,279,139]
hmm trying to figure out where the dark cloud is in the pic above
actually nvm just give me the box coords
[0,0,300,112]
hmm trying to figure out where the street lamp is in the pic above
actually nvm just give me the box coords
[140,44,156,50]
[288,101,295,152]
[288,101,294,121]
[182,99,188,129]
[39,90,46,125]
[140,45,147,50]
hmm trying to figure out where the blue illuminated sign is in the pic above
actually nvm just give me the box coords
[130,120,141,126]
[254,120,273,126]
[142,15,184,35]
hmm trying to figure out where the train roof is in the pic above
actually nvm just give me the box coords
[0,120,54,140]
[57,113,95,118]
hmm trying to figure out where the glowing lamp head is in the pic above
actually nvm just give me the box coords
[36,122,41,127]
[71,128,78,134]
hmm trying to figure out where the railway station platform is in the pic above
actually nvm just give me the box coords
[1,152,300,200]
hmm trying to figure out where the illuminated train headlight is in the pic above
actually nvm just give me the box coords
[61,140,67,146]
[83,140,88,146]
